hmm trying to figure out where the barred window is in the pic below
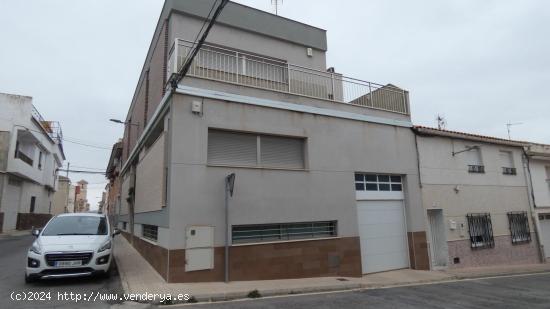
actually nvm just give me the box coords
[507,212,531,244]
[142,224,158,242]
[355,174,402,192]
[466,213,494,249]
[232,221,337,244]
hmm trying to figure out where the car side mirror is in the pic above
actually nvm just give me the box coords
[112,228,121,237]
[31,229,41,237]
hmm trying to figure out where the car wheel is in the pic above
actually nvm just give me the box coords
[25,274,36,284]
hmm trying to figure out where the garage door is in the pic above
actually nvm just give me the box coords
[540,214,550,258]
[357,200,409,274]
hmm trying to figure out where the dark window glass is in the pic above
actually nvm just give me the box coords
[355,174,364,182]
[355,183,365,191]
[42,216,108,236]
[390,175,402,183]
[379,183,390,191]
[391,184,403,191]
[378,175,390,182]
[365,175,377,182]
[365,183,378,191]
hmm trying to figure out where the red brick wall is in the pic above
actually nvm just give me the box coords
[122,19,168,164]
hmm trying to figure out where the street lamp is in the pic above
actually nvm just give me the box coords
[109,119,139,127]
[225,173,235,283]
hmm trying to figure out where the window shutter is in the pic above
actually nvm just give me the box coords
[260,135,304,169]
[207,130,257,166]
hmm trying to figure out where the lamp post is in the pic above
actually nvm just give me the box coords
[109,119,139,127]
[225,173,235,283]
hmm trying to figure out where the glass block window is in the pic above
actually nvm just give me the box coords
[355,173,402,192]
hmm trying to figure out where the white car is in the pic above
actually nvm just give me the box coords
[25,213,120,283]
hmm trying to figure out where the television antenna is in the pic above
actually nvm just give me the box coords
[271,0,283,15]
[506,122,523,140]
[436,114,447,130]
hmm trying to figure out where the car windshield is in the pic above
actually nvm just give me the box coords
[42,216,108,236]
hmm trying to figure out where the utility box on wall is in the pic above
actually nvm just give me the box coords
[185,226,214,272]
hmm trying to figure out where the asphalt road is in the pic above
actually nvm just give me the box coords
[187,272,550,309]
[0,234,124,309]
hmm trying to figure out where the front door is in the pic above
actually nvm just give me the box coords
[428,209,448,268]
[539,214,550,259]
[3,178,22,231]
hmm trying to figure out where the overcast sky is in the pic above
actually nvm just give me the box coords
[1,0,549,208]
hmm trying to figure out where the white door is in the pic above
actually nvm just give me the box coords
[3,180,22,231]
[540,214,550,259]
[357,200,409,274]
[428,209,448,268]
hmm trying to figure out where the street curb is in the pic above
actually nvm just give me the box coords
[164,270,550,306]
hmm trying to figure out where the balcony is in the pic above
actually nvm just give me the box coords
[168,39,409,115]
[31,105,63,144]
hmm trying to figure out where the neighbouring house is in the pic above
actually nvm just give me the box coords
[105,140,123,226]
[524,143,550,261]
[413,126,542,269]
[116,0,430,283]
[74,180,90,212]
[51,175,71,215]
[0,92,65,231]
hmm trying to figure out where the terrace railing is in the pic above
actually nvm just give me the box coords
[168,39,409,115]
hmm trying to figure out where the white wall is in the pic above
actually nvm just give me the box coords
[531,159,550,208]
[417,135,533,241]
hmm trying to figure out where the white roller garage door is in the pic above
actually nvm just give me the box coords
[357,200,409,274]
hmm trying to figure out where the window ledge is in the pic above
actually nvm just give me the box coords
[231,236,340,247]
[207,164,308,172]
[139,236,158,245]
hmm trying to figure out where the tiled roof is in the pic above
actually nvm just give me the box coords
[413,125,528,147]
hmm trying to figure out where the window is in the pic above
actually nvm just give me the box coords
[355,173,402,192]
[30,196,36,213]
[142,224,158,241]
[499,151,516,175]
[232,221,337,244]
[507,212,531,244]
[38,151,43,170]
[466,213,494,249]
[122,222,127,230]
[207,129,305,169]
[466,146,484,173]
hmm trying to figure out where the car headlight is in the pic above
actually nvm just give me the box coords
[30,242,42,255]
[97,240,112,253]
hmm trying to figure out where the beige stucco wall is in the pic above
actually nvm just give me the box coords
[417,135,534,242]
[164,93,423,249]
[530,159,550,208]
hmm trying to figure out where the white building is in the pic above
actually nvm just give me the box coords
[525,143,550,261]
[0,93,65,231]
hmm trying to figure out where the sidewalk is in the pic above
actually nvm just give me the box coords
[0,229,31,238]
[113,236,550,304]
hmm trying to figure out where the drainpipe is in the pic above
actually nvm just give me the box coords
[522,148,546,262]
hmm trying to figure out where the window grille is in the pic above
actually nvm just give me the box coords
[466,213,494,249]
[232,221,337,244]
[507,211,531,244]
[468,165,485,173]
[502,167,517,175]
[142,224,158,241]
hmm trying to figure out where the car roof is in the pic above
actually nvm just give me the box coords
[56,212,105,218]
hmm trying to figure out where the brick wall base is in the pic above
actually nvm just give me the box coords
[16,213,52,230]
[121,231,362,283]
[447,233,540,268]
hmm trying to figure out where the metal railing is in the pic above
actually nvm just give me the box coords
[31,105,63,143]
[168,39,409,115]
